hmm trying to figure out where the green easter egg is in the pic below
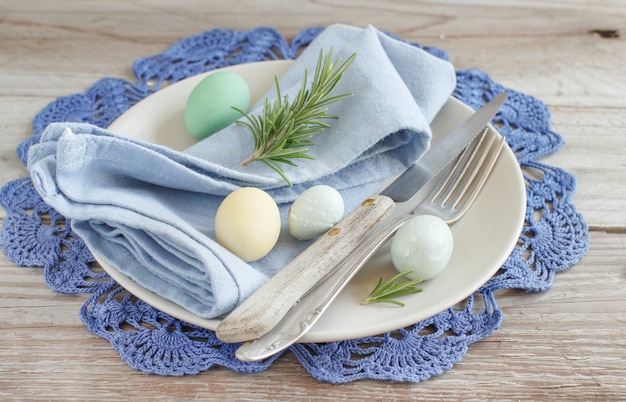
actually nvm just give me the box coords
[184,71,250,140]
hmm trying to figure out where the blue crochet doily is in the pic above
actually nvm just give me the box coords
[0,27,589,384]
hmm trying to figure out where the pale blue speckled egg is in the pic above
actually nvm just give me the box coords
[288,185,345,240]
[390,214,453,281]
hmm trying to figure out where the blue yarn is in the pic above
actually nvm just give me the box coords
[0,26,589,383]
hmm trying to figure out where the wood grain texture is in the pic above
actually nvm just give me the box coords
[1,1,625,400]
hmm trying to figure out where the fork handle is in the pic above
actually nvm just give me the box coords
[216,194,395,343]
[235,213,412,361]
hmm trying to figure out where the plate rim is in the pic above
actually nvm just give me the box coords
[99,60,526,343]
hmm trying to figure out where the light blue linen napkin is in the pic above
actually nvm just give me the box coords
[27,24,456,319]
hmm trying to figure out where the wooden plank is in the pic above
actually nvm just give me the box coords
[1,0,625,399]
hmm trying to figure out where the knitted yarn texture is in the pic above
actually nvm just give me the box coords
[0,27,589,384]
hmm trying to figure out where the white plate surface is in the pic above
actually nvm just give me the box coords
[104,60,526,343]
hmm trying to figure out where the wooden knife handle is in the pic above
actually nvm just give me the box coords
[216,194,395,343]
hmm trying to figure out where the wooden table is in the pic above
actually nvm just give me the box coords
[1,1,625,400]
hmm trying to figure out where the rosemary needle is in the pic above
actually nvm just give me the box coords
[233,48,357,185]
[362,270,423,307]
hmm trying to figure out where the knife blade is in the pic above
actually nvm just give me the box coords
[216,92,508,344]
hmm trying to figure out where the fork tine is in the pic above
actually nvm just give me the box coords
[442,128,504,222]
[454,130,504,209]
[431,127,491,206]
[450,128,500,206]
[418,127,504,223]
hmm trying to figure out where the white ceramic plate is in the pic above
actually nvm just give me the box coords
[104,60,526,343]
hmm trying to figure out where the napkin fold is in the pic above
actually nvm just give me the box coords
[27,24,456,319]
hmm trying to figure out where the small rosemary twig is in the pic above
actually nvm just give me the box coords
[362,270,423,307]
[233,48,356,185]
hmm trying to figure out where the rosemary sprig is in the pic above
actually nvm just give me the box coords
[362,270,423,307]
[233,48,357,185]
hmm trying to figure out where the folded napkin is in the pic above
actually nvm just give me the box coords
[27,24,456,319]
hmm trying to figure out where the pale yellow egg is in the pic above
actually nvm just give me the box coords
[215,187,281,262]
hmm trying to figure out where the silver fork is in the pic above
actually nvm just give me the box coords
[413,126,505,223]
[235,127,506,362]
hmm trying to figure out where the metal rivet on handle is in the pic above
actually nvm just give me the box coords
[362,198,376,207]
[327,228,341,236]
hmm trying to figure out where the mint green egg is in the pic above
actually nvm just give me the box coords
[184,71,250,140]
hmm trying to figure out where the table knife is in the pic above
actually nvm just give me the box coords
[216,92,508,344]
